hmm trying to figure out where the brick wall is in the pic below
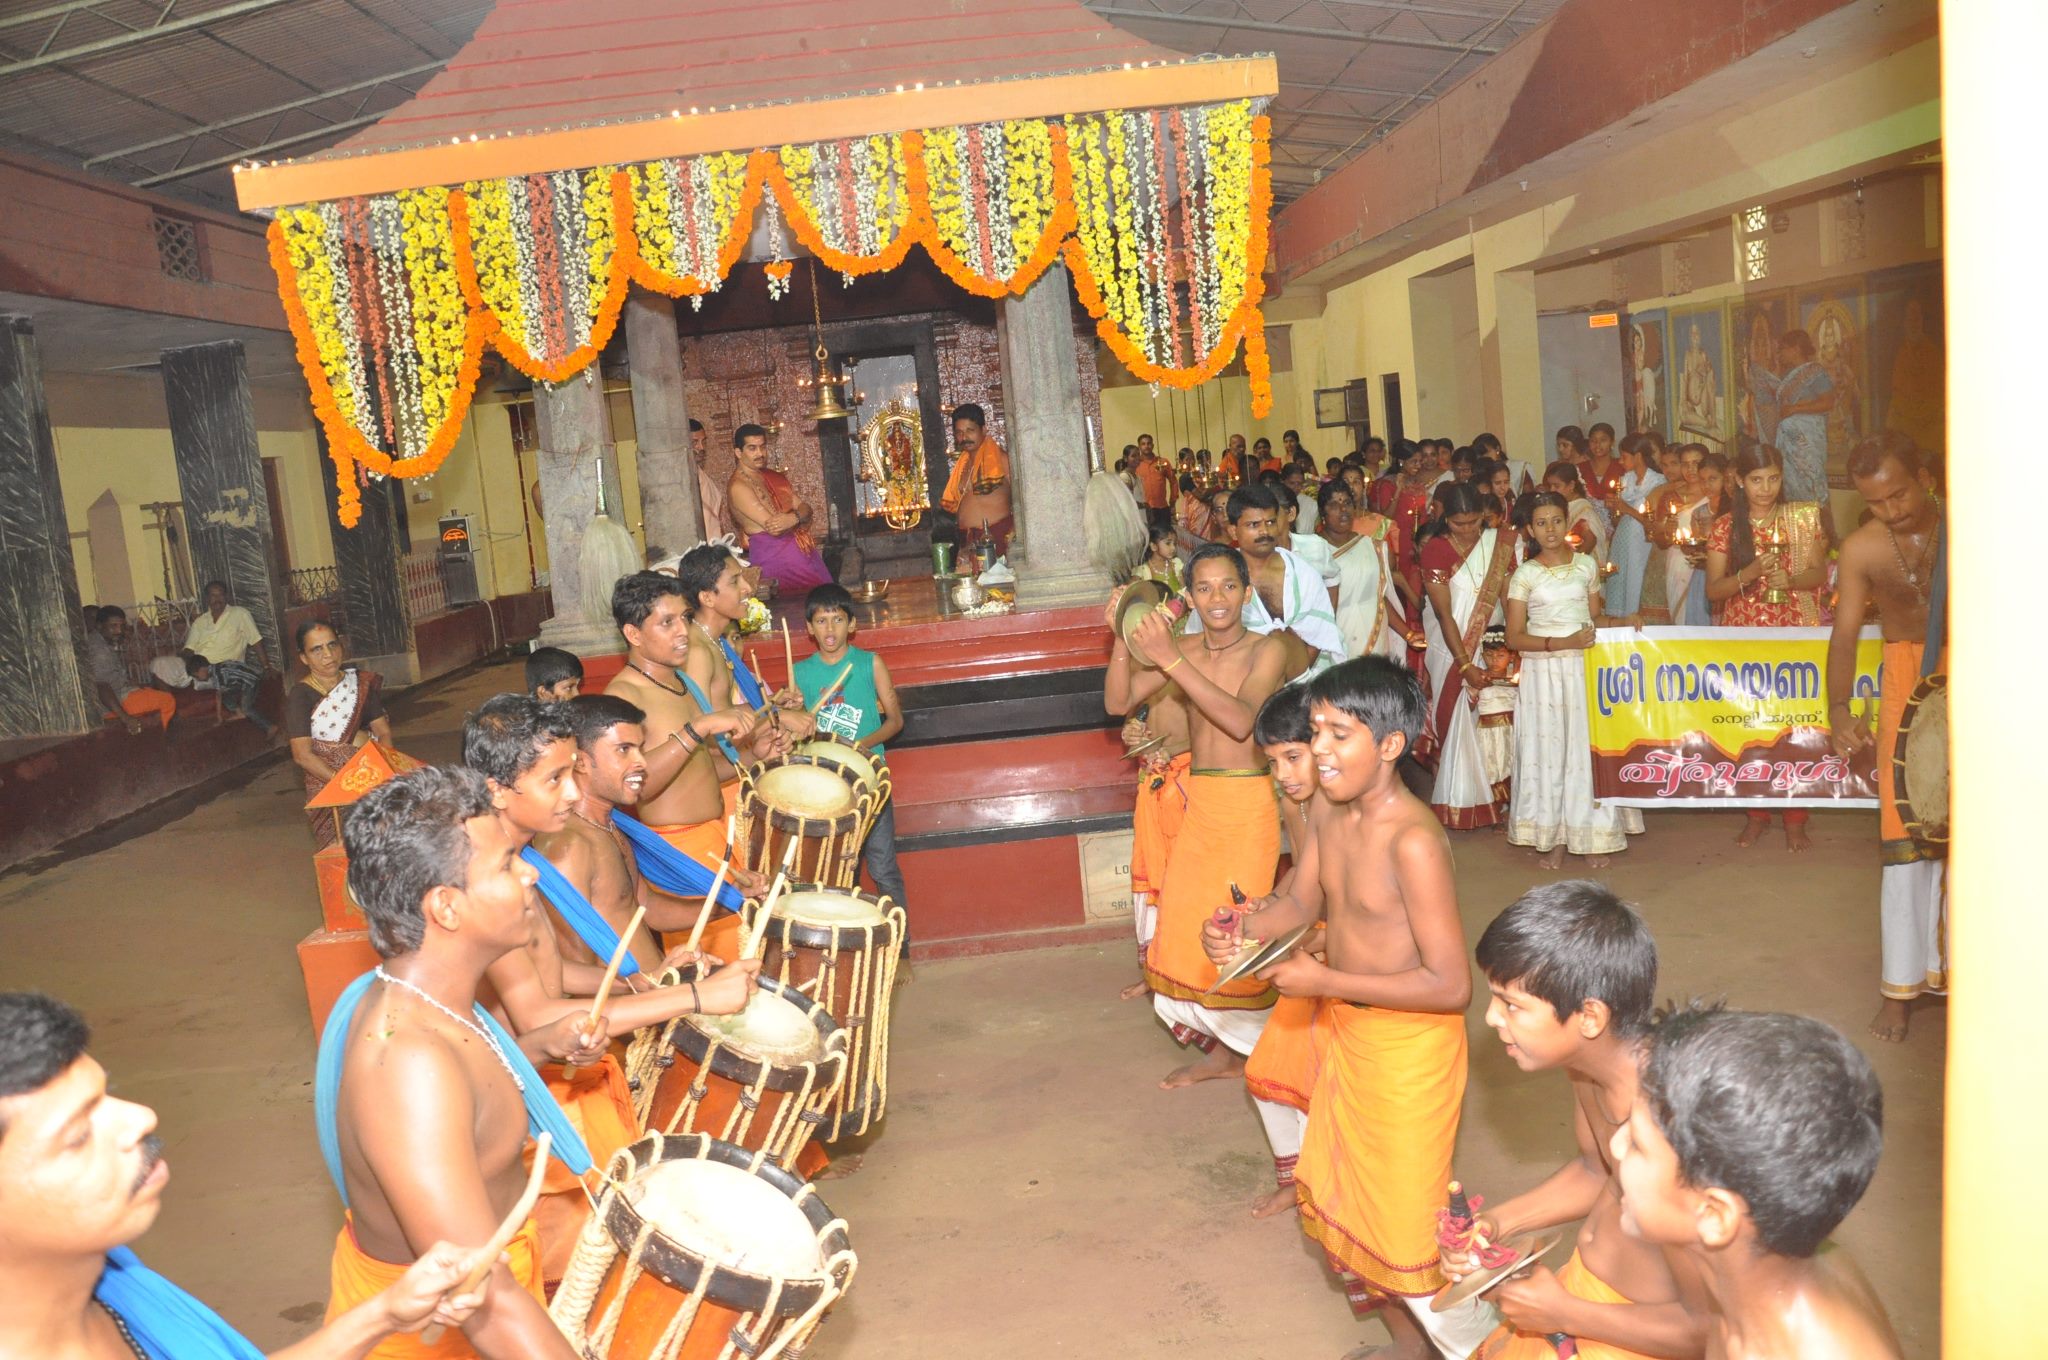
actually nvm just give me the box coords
[678,306,1102,527]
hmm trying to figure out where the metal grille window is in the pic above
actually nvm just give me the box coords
[151,214,205,282]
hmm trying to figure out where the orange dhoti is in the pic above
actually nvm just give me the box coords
[1245,992,1318,1185]
[646,817,743,962]
[1477,1249,1660,1360]
[1145,771,1279,1057]
[328,1213,544,1359]
[531,1055,641,1282]
[1877,639,1948,1000]
[111,688,177,729]
[1128,752,1191,959]
[1297,1001,1467,1299]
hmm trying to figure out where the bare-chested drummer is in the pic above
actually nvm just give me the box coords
[320,766,580,1359]
[675,544,813,766]
[0,991,490,1360]
[1105,543,1287,1086]
[534,693,768,976]
[606,571,778,960]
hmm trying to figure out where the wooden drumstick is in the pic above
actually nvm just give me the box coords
[418,1131,551,1346]
[808,662,854,716]
[744,838,800,959]
[682,818,737,955]
[781,619,796,683]
[584,904,646,1033]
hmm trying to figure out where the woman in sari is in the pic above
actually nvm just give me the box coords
[1760,327,1836,507]
[1417,483,1519,829]
[284,620,392,849]
[1705,442,1831,852]
[1318,480,1406,663]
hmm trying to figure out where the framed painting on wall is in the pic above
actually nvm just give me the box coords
[1621,309,1667,438]
[1667,304,1732,453]
[1730,290,1793,454]
[1865,263,1945,467]
[1797,280,1868,488]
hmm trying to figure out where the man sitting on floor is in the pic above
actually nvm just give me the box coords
[0,991,490,1359]
[85,607,177,736]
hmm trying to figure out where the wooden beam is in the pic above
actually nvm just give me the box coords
[235,56,1278,209]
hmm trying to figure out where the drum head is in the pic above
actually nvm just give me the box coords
[755,763,856,818]
[685,988,825,1065]
[796,740,880,789]
[1896,674,1949,845]
[629,1159,825,1278]
[780,889,889,927]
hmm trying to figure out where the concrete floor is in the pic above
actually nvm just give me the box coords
[0,658,1942,1358]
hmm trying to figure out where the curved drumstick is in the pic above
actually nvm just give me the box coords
[743,838,800,959]
[808,662,854,716]
[417,1131,551,1345]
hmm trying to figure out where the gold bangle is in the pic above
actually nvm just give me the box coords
[1163,655,1185,674]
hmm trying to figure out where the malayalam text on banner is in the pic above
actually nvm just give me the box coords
[1584,626,1882,808]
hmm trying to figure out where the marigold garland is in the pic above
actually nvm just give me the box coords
[268,100,1275,519]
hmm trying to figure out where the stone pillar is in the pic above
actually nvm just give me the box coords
[534,370,626,653]
[161,340,286,659]
[317,436,410,662]
[997,260,1110,608]
[625,291,704,561]
[0,316,95,738]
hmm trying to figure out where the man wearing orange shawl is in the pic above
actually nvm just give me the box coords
[728,423,832,593]
[1204,658,1496,1359]
[941,403,1013,556]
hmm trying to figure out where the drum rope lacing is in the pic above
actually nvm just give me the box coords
[549,1138,857,1360]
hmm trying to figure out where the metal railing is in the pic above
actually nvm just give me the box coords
[287,565,340,605]
[400,548,448,623]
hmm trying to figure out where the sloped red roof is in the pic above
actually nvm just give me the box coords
[235,0,1274,208]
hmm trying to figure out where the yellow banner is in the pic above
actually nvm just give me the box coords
[1585,626,1883,807]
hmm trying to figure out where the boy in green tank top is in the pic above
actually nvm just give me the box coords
[794,584,910,956]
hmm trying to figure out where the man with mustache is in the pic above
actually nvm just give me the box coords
[1226,482,1345,681]
[0,991,489,1359]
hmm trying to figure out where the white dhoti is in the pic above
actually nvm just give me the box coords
[1880,859,1947,1000]
[1152,994,1271,1056]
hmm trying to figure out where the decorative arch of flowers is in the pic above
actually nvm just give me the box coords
[271,100,1272,525]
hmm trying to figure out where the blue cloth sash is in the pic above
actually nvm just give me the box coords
[719,638,766,709]
[94,1247,263,1360]
[315,970,591,1207]
[676,670,745,766]
[520,846,639,977]
[608,811,746,913]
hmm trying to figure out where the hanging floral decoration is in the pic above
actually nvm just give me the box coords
[269,98,1274,519]
[453,167,633,383]
[271,186,484,526]
[915,119,1074,298]
[627,149,765,308]
[1062,104,1272,411]
[767,133,918,279]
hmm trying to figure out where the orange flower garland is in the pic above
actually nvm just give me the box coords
[267,101,1278,521]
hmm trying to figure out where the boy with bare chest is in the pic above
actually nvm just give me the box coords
[1448,883,1706,1359]
[1204,656,1494,1358]
[1107,545,1288,1086]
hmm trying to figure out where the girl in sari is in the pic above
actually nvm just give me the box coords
[1602,432,1666,619]
[1705,442,1831,852]
[284,620,392,849]
[1542,461,1610,571]
[1763,328,1836,508]
[1417,483,1519,829]
[1649,442,1709,626]
[1678,453,1730,623]
[1505,493,1644,867]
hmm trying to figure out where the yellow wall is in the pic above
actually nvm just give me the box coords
[42,372,333,606]
[1098,370,1306,463]
[1271,36,1942,477]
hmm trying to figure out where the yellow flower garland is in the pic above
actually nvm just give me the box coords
[270,100,1278,520]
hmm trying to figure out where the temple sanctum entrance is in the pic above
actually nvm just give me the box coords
[813,317,956,581]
